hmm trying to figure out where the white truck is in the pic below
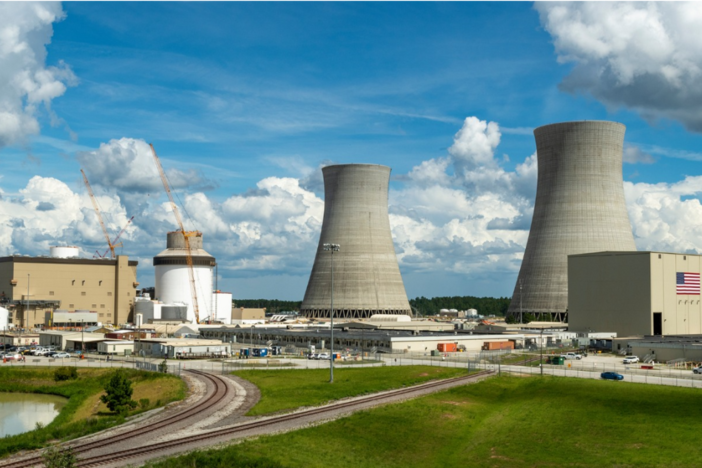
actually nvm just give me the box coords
[561,352,583,360]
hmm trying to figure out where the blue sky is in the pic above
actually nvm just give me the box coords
[1,2,701,303]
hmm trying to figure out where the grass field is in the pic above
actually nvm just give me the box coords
[233,366,469,416]
[148,374,702,468]
[0,367,186,457]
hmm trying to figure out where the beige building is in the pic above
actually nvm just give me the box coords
[569,251,702,337]
[231,307,265,324]
[0,255,139,328]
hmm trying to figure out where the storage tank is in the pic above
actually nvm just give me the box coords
[161,305,188,321]
[135,300,155,323]
[154,231,215,323]
[301,164,411,319]
[50,246,80,258]
[508,121,636,322]
[212,292,232,324]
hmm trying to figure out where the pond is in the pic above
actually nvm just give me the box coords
[0,393,68,437]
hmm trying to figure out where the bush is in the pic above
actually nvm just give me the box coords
[42,446,76,468]
[100,371,137,415]
[139,398,150,409]
[54,367,78,382]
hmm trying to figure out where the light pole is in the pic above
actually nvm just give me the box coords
[519,279,523,324]
[81,319,85,355]
[323,243,340,383]
[540,327,544,376]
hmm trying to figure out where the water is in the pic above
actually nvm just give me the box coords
[0,393,67,437]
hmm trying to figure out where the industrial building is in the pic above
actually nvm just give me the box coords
[508,121,637,322]
[301,164,412,319]
[569,251,702,337]
[231,307,265,325]
[0,247,138,328]
[153,232,218,323]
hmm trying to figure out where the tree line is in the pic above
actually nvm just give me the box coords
[409,296,511,317]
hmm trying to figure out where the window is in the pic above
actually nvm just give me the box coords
[49,291,54,296]
[99,280,102,286]
[107,292,112,296]
[82,280,85,285]
[127,292,130,297]
[92,304,97,308]
[100,304,105,308]
[69,304,74,308]
[81,292,86,296]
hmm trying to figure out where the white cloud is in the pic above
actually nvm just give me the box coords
[537,2,702,132]
[623,144,655,164]
[76,138,208,193]
[0,2,75,148]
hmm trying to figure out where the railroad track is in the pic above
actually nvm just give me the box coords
[0,370,231,468]
[73,369,495,467]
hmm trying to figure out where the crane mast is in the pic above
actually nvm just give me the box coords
[149,143,201,324]
[81,169,119,259]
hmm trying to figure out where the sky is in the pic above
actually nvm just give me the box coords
[1,2,701,302]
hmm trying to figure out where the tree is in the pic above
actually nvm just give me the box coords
[42,446,76,468]
[100,371,137,415]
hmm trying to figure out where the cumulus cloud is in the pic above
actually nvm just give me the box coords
[76,138,209,193]
[537,2,702,132]
[0,2,76,148]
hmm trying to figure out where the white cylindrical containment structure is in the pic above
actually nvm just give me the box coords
[508,121,637,322]
[212,292,233,324]
[301,164,411,319]
[50,246,80,258]
[154,231,215,323]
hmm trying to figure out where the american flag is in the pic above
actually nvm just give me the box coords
[676,272,700,295]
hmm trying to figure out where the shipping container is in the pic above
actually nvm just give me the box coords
[437,343,457,352]
[481,341,515,351]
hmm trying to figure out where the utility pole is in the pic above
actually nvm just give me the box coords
[323,243,340,383]
[540,327,544,377]
[519,279,523,324]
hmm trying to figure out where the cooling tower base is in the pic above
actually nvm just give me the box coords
[507,310,568,323]
[301,308,411,319]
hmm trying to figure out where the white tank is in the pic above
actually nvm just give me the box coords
[212,292,232,324]
[468,308,478,316]
[154,232,214,324]
[440,309,450,314]
[0,307,9,329]
[50,246,80,258]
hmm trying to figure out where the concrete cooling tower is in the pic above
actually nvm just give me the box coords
[154,231,215,323]
[301,164,412,319]
[508,121,637,322]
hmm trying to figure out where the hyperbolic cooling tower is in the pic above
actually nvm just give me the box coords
[301,164,412,319]
[154,231,215,323]
[508,121,637,322]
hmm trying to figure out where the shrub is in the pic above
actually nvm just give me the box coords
[42,446,76,468]
[54,367,78,382]
[100,371,137,415]
[139,398,150,409]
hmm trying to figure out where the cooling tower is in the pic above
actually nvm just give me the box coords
[301,164,412,319]
[508,121,636,322]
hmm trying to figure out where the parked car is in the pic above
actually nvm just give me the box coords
[53,352,71,359]
[622,356,640,364]
[562,352,583,360]
[3,353,24,361]
[601,372,624,381]
[317,353,330,360]
[692,366,702,374]
[307,353,317,360]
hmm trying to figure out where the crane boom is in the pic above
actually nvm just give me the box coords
[149,143,201,324]
[100,216,134,258]
[81,169,117,259]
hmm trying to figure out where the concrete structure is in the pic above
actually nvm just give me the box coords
[0,332,39,346]
[0,254,138,328]
[154,232,216,324]
[47,310,98,327]
[569,251,702,337]
[231,307,265,325]
[134,338,229,358]
[212,291,232,324]
[38,330,105,350]
[98,340,135,355]
[612,335,702,362]
[509,121,637,322]
[301,164,411,319]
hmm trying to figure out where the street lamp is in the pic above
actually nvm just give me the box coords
[81,318,85,355]
[540,326,544,376]
[323,243,340,383]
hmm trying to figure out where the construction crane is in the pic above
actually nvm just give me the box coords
[81,169,125,259]
[98,216,134,258]
[149,143,201,324]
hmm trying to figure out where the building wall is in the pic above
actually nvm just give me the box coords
[0,256,137,328]
[569,252,702,337]
[232,307,265,320]
[569,252,652,336]
[651,253,702,335]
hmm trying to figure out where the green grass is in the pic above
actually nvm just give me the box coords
[0,367,186,457]
[147,375,702,468]
[233,366,469,416]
